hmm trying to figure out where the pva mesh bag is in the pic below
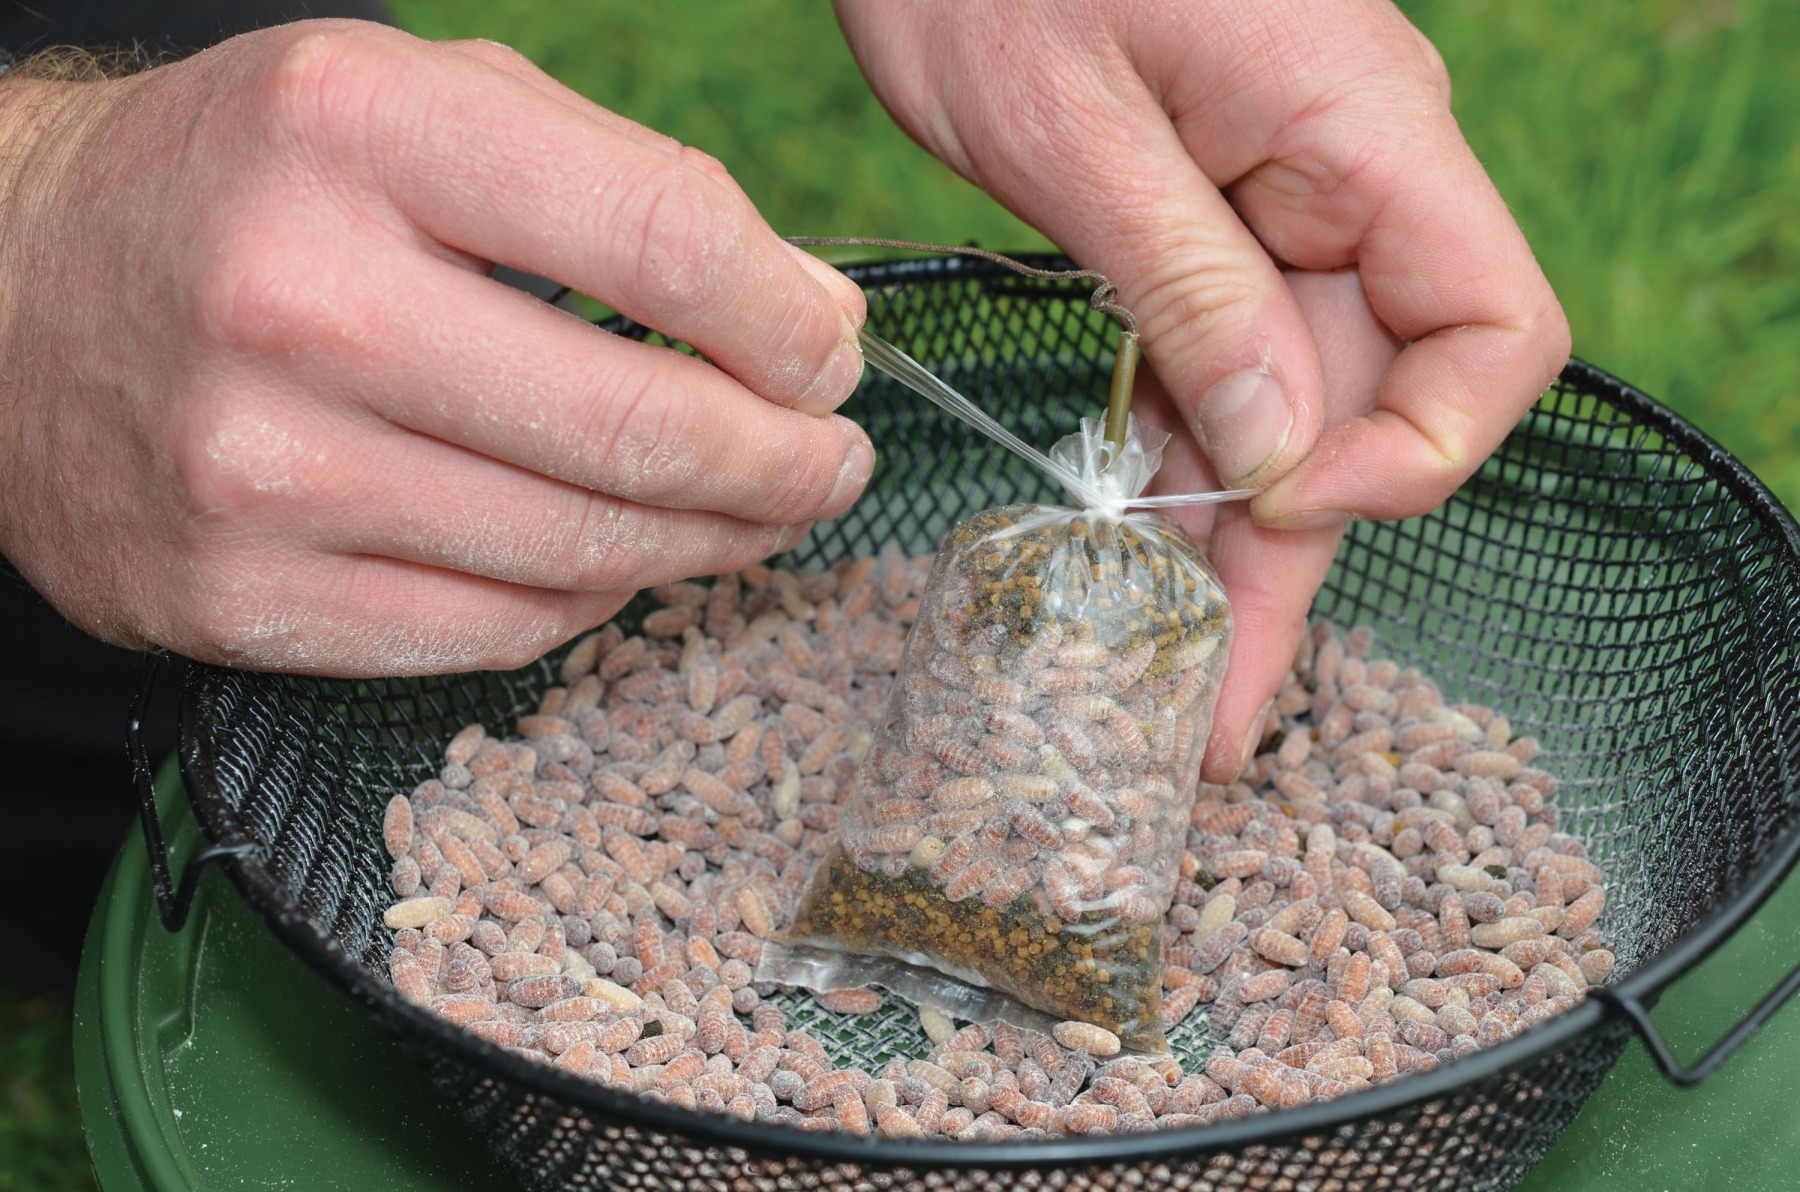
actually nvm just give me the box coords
[786,410,1232,1050]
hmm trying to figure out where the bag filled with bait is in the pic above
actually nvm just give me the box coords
[783,352,1234,1048]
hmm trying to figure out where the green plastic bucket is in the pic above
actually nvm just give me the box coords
[73,757,513,1190]
[75,760,1800,1190]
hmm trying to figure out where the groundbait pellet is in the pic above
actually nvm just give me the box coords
[384,576,1611,1139]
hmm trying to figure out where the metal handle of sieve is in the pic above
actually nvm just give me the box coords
[1589,813,1800,1086]
[128,649,255,934]
[1594,969,1800,1086]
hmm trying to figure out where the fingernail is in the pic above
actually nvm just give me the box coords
[776,522,812,553]
[1255,507,1351,532]
[1238,698,1277,779]
[787,246,867,321]
[795,332,865,415]
[1195,370,1292,486]
[827,437,875,516]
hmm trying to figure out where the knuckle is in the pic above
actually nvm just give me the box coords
[1365,451,1464,524]
[613,158,743,316]
[759,437,847,522]
[1130,268,1263,361]
[1422,450,1470,501]
[565,493,652,591]
[1264,23,1449,141]
[1259,83,1389,199]
[1406,27,1454,105]
[192,235,332,356]
[582,364,702,499]
[674,143,735,186]
[253,23,393,147]
[1419,48,1453,106]
[1411,416,1479,502]
[170,398,311,519]
[192,229,385,365]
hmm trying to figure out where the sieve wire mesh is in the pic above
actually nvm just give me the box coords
[171,255,1800,1191]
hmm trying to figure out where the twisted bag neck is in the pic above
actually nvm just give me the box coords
[1048,416,1169,520]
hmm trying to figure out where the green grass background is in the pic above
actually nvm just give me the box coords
[9,1,1796,1187]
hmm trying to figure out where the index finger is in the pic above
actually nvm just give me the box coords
[271,25,866,414]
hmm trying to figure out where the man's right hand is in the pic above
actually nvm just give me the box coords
[0,20,870,676]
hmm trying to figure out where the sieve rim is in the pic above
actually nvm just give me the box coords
[172,253,1800,1169]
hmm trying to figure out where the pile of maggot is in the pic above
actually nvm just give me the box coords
[381,551,1614,1139]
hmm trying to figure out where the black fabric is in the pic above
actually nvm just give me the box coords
[0,0,392,57]
[0,574,179,992]
[0,0,394,995]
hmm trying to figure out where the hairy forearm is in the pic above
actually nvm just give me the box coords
[0,45,161,233]
[0,56,129,582]
[0,78,71,222]
[0,72,77,445]
[0,52,120,348]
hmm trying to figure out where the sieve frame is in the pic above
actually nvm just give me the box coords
[127,253,1800,1175]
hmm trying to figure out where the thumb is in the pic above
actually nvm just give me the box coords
[960,68,1324,487]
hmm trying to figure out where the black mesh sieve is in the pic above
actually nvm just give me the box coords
[154,255,1800,1191]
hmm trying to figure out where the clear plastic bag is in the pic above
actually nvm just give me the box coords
[784,411,1232,1050]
